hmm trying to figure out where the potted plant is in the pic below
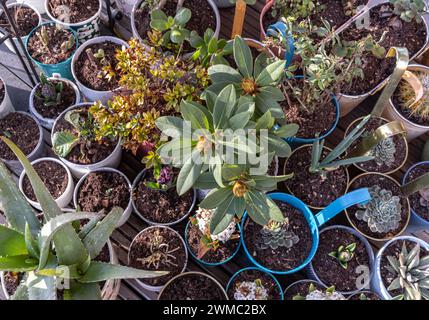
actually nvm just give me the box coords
[0,112,44,175]
[0,137,167,300]
[29,73,81,130]
[71,36,128,104]
[306,225,375,295]
[283,279,325,300]
[0,2,41,53]
[347,291,382,300]
[74,168,132,227]
[345,173,410,241]
[25,22,78,81]
[0,76,13,118]
[51,103,122,178]
[128,226,188,292]
[372,235,429,300]
[19,157,74,211]
[185,207,241,266]
[226,267,283,300]
[158,271,228,300]
[291,285,347,300]
[45,0,102,43]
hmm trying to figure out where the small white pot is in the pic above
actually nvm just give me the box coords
[372,235,429,300]
[0,76,14,118]
[115,0,137,17]
[71,36,128,104]
[128,225,188,292]
[16,0,46,14]
[51,103,122,179]
[73,167,132,227]
[19,157,74,211]
[29,73,81,130]
[0,2,42,54]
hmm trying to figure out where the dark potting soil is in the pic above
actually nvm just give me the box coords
[340,4,427,95]
[22,160,68,202]
[134,171,194,224]
[311,228,370,292]
[347,174,409,239]
[284,146,348,208]
[227,269,282,300]
[75,42,121,91]
[0,113,40,161]
[243,201,312,272]
[283,280,325,300]
[186,222,239,264]
[53,107,117,165]
[0,80,4,105]
[267,157,278,176]
[134,0,216,42]
[27,25,76,65]
[404,163,429,222]
[348,291,381,300]
[380,239,427,299]
[347,117,407,173]
[129,227,187,287]
[0,5,39,38]
[77,171,130,213]
[159,273,226,300]
[34,80,77,119]
[3,272,23,296]
[47,0,100,24]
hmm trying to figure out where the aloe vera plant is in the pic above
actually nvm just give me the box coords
[0,137,167,300]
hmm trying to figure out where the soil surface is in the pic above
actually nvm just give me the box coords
[75,42,120,91]
[284,280,325,300]
[27,25,76,65]
[0,113,40,161]
[0,5,39,37]
[129,227,187,287]
[3,272,23,296]
[284,146,348,208]
[33,80,77,119]
[243,201,312,272]
[77,171,130,213]
[311,228,370,292]
[134,171,194,224]
[227,269,282,300]
[348,291,381,300]
[347,174,409,240]
[22,160,69,202]
[47,0,100,24]
[0,80,4,104]
[404,163,429,222]
[347,117,407,173]
[159,273,226,300]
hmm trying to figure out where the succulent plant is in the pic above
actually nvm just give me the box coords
[60,34,75,54]
[293,284,346,300]
[355,185,403,233]
[368,136,396,167]
[390,0,426,23]
[150,7,191,46]
[385,241,429,300]
[256,219,299,250]
[234,278,269,300]
[35,73,64,108]
[397,71,429,122]
[328,243,357,269]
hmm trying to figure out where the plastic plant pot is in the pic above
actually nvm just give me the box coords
[240,189,371,275]
[0,75,14,118]
[25,22,79,80]
[184,216,242,267]
[347,290,382,300]
[29,73,81,130]
[213,0,237,8]
[45,0,102,43]
[266,21,294,66]
[283,279,325,300]
[226,267,284,300]
[19,157,74,211]
[306,225,375,296]
[73,167,133,227]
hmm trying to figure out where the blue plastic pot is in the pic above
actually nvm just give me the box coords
[184,216,241,267]
[402,161,429,231]
[267,21,295,67]
[25,22,78,80]
[226,267,284,300]
[240,189,371,275]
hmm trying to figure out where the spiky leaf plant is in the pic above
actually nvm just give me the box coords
[328,243,356,269]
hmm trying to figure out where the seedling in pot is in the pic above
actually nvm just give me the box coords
[396,71,429,122]
[256,219,299,250]
[189,28,232,67]
[390,0,426,23]
[234,278,268,300]
[293,284,346,300]
[35,73,64,108]
[150,7,191,46]
[328,243,356,269]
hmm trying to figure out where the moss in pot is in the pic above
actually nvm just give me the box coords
[283,279,325,300]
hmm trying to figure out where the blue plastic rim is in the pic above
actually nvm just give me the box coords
[240,190,371,275]
[226,267,284,300]
[25,22,79,80]
[184,216,242,267]
[267,21,295,67]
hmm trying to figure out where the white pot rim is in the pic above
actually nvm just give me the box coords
[0,2,42,40]
[44,0,102,27]
[0,75,8,106]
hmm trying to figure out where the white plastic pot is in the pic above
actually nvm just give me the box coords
[0,76,14,118]
[29,73,81,130]
[372,235,429,300]
[283,279,325,299]
[212,0,236,8]
[45,0,102,43]
[115,0,136,17]
[16,0,46,14]
[19,157,74,211]
[73,167,132,227]
[51,103,122,179]
[128,225,188,292]
[0,2,42,53]
[71,36,128,104]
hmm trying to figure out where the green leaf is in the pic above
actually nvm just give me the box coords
[0,225,27,257]
[193,172,219,189]
[174,8,191,25]
[233,196,246,218]
[26,270,57,300]
[24,223,39,259]
[199,188,233,209]
[256,111,275,130]
[274,123,299,138]
[213,84,237,129]
[151,9,168,21]
[180,100,210,130]
[222,165,244,181]
[261,134,292,158]
[255,90,284,118]
[155,116,191,138]
[245,191,283,226]
[66,281,101,300]
[256,60,286,86]
[209,194,236,234]
[10,284,29,300]
[208,64,243,84]
[254,53,270,78]
[252,174,293,191]
[52,131,79,158]
[233,36,253,78]
[208,37,218,54]
[176,149,203,196]
[0,255,38,272]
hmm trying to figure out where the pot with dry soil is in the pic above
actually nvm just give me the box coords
[74,168,132,227]
[0,76,13,118]
[128,226,188,292]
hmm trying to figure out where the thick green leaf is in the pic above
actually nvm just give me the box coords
[252,174,294,191]
[213,84,237,129]
[208,64,242,84]
[199,188,233,209]
[52,131,79,158]
[255,92,284,118]
[157,138,194,168]
[65,281,101,300]
[244,191,283,226]
[180,100,210,130]
[274,123,299,138]
[209,194,236,234]
[193,172,219,189]
[0,255,38,272]
[256,60,286,86]
[10,284,29,300]
[222,165,244,181]
[26,255,57,300]
[233,196,246,218]
[254,53,271,78]
[233,36,253,78]
[155,116,190,138]
[174,8,191,25]
[24,223,39,259]
[176,149,203,196]
[262,134,292,158]
[256,111,275,130]
[0,225,27,257]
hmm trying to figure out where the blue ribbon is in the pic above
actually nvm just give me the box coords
[267,21,295,67]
